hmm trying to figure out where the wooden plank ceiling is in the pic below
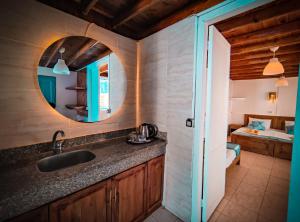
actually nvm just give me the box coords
[38,0,223,40]
[215,0,300,80]
[39,36,111,71]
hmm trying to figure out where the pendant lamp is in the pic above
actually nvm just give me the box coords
[53,47,70,75]
[275,75,289,87]
[263,46,285,76]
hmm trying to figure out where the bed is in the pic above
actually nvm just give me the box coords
[231,114,294,160]
[226,143,240,170]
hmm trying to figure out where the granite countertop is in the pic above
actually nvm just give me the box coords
[0,137,167,221]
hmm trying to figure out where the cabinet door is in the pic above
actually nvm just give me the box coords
[9,206,48,222]
[50,179,111,222]
[112,164,147,222]
[147,155,164,214]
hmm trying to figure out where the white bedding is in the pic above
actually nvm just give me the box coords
[226,149,236,168]
[233,127,294,142]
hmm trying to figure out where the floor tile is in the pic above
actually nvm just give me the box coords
[224,184,236,200]
[227,165,249,179]
[271,167,290,180]
[216,151,290,222]
[258,206,287,222]
[143,215,157,222]
[222,201,258,222]
[254,155,275,170]
[230,190,264,212]
[266,176,289,198]
[237,180,266,197]
[151,207,179,222]
[215,198,229,212]
[242,171,269,188]
[215,213,234,222]
[208,210,221,222]
[273,158,291,169]
[261,192,288,211]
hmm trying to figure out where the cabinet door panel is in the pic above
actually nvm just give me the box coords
[50,180,111,222]
[147,155,164,214]
[112,164,146,222]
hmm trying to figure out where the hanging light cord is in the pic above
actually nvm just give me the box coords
[84,22,95,37]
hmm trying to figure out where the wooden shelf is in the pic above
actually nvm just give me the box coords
[66,86,86,90]
[99,71,108,77]
[77,109,88,116]
[65,104,86,110]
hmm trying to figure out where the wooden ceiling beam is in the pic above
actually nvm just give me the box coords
[228,21,300,47]
[112,0,155,29]
[230,65,299,73]
[231,45,300,61]
[230,69,298,76]
[231,73,298,80]
[231,64,298,72]
[230,70,298,78]
[67,39,97,66]
[230,62,298,70]
[82,0,98,15]
[92,4,114,19]
[38,0,112,30]
[138,0,223,39]
[216,0,300,38]
[231,34,300,55]
[44,39,65,67]
[76,49,111,71]
[231,53,300,67]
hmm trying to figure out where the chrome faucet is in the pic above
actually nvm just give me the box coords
[52,130,65,154]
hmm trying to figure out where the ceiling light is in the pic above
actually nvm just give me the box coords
[263,46,285,76]
[275,75,289,87]
[53,48,70,75]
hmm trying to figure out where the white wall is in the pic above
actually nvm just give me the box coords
[139,17,196,221]
[38,66,77,120]
[229,77,298,124]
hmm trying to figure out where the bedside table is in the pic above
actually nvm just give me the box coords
[228,124,243,135]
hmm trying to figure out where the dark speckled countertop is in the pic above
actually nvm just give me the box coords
[0,137,166,221]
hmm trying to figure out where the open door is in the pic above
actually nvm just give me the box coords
[202,25,231,221]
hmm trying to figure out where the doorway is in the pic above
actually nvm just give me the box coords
[191,0,299,221]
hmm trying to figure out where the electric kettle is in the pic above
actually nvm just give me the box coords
[138,123,158,139]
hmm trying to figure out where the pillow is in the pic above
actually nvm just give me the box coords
[285,121,295,127]
[285,125,294,135]
[248,121,266,131]
[285,121,295,134]
[249,117,271,129]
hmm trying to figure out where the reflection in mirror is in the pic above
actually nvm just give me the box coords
[38,36,126,123]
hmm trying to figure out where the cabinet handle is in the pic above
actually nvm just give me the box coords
[109,189,112,204]
[114,188,117,205]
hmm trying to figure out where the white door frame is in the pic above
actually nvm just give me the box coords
[191,0,274,221]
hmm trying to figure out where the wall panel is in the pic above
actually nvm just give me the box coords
[139,17,196,221]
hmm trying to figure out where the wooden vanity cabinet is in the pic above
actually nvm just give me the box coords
[9,155,164,222]
[49,179,112,222]
[112,164,147,222]
[146,155,164,214]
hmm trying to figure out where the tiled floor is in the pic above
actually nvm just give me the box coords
[143,207,183,222]
[209,150,290,222]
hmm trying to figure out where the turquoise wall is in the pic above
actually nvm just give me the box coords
[287,65,300,221]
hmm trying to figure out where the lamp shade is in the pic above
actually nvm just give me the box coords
[263,58,284,75]
[275,76,288,87]
[53,59,70,75]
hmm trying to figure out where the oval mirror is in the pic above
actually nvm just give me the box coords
[38,36,126,122]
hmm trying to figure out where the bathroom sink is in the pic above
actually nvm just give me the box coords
[37,150,96,172]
